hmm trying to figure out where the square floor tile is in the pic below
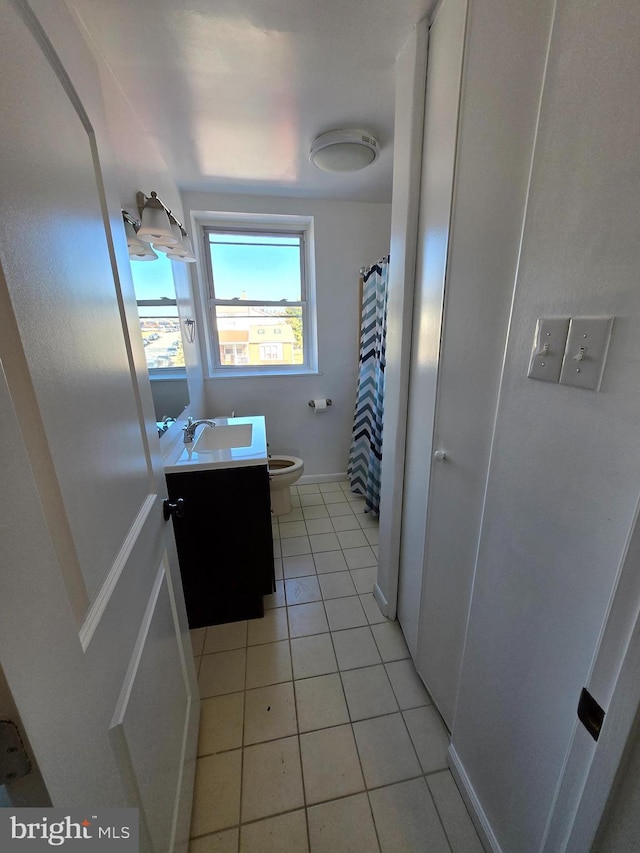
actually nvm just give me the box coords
[285,575,322,605]
[369,778,450,853]
[298,484,320,494]
[240,810,309,853]
[264,580,286,610]
[198,649,246,698]
[336,529,368,549]
[283,554,317,579]
[313,550,348,574]
[278,508,304,523]
[290,633,337,679]
[307,794,379,853]
[305,518,334,535]
[300,724,365,804]
[272,523,280,541]
[287,602,329,638]
[344,546,377,570]
[309,532,341,553]
[290,495,301,507]
[280,520,308,539]
[327,503,355,518]
[246,640,292,689]
[341,665,399,721]
[273,540,281,558]
[281,536,312,557]
[247,608,289,646]
[332,627,381,671]
[371,622,410,662]
[364,527,379,546]
[241,736,304,823]
[302,505,330,519]
[295,673,349,732]
[203,621,247,655]
[324,596,367,631]
[385,660,431,710]
[350,566,377,595]
[319,482,343,493]
[191,750,241,836]
[322,492,348,505]
[360,593,388,625]
[318,571,357,600]
[330,515,361,532]
[372,545,379,558]
[191,628,206,657]
[198,693,244,755]
[273,558,283,580]
[244,682,297,745]
[189,828,238,853]
[403,706,449,773]
[353,713,421,788]
[357,513,379,529]
[426,771,485,853]
[300,494,324,506]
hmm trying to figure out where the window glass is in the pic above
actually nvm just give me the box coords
[205,227,308,371]
[130,252,185,371]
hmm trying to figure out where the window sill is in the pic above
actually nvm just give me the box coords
[149,369,187,381]
[207,367,320,379]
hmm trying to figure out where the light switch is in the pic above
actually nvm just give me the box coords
[559,316,614,391]
[528,318,570,383]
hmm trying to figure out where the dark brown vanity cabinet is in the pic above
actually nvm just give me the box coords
[166,464,274,628]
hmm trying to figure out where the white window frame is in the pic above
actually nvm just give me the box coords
[191,211,318,378]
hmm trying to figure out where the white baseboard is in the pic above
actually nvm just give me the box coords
[373,583,390,617]
[447,744,502,853]
[298,473,348,485]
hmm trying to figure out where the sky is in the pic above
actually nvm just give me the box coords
[130,233,302,306]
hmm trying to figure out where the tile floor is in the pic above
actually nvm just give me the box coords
[189,480,484,853]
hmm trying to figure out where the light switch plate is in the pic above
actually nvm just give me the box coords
[559,316,614,391]
[528,317,570,383]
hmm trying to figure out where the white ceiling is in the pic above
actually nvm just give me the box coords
[68,0,435,202]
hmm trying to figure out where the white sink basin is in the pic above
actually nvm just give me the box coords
[192,423,253,453]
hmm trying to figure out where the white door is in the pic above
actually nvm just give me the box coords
[0,3,198,851]
[397,0,467,665]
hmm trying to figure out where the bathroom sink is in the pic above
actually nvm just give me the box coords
[192,423,253,453]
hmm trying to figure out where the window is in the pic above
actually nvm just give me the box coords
[130,252,186,375]
[199,215,317,376]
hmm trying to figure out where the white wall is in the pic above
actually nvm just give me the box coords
[66,0,205,419]
[450,1,640,851]
[182,191,391,474]
[376,20,429,618]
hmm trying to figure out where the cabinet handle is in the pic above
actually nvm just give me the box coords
[163,497,186,521]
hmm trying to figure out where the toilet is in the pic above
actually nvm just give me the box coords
[268,455,304,516]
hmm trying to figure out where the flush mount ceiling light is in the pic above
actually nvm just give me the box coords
[309,130,380,173]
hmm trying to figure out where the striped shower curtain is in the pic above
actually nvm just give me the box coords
[347,256,389,515]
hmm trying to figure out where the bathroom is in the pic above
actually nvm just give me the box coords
[2,0,640,851]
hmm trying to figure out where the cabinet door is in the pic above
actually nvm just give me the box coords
[167,465,274,625]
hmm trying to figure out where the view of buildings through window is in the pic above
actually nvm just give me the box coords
[207,230,306,369]
[129,252,185,371]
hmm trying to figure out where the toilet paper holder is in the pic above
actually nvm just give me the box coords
[308,399,332,408]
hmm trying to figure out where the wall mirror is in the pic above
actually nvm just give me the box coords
[129,252,189,434]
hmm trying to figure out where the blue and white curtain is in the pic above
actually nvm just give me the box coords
[347,256,389,515]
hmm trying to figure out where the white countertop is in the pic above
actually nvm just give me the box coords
[163,415,268,473]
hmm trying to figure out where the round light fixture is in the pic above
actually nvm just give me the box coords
[309,130,380,173]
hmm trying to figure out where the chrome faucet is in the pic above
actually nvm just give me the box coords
[183,417,216,444]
